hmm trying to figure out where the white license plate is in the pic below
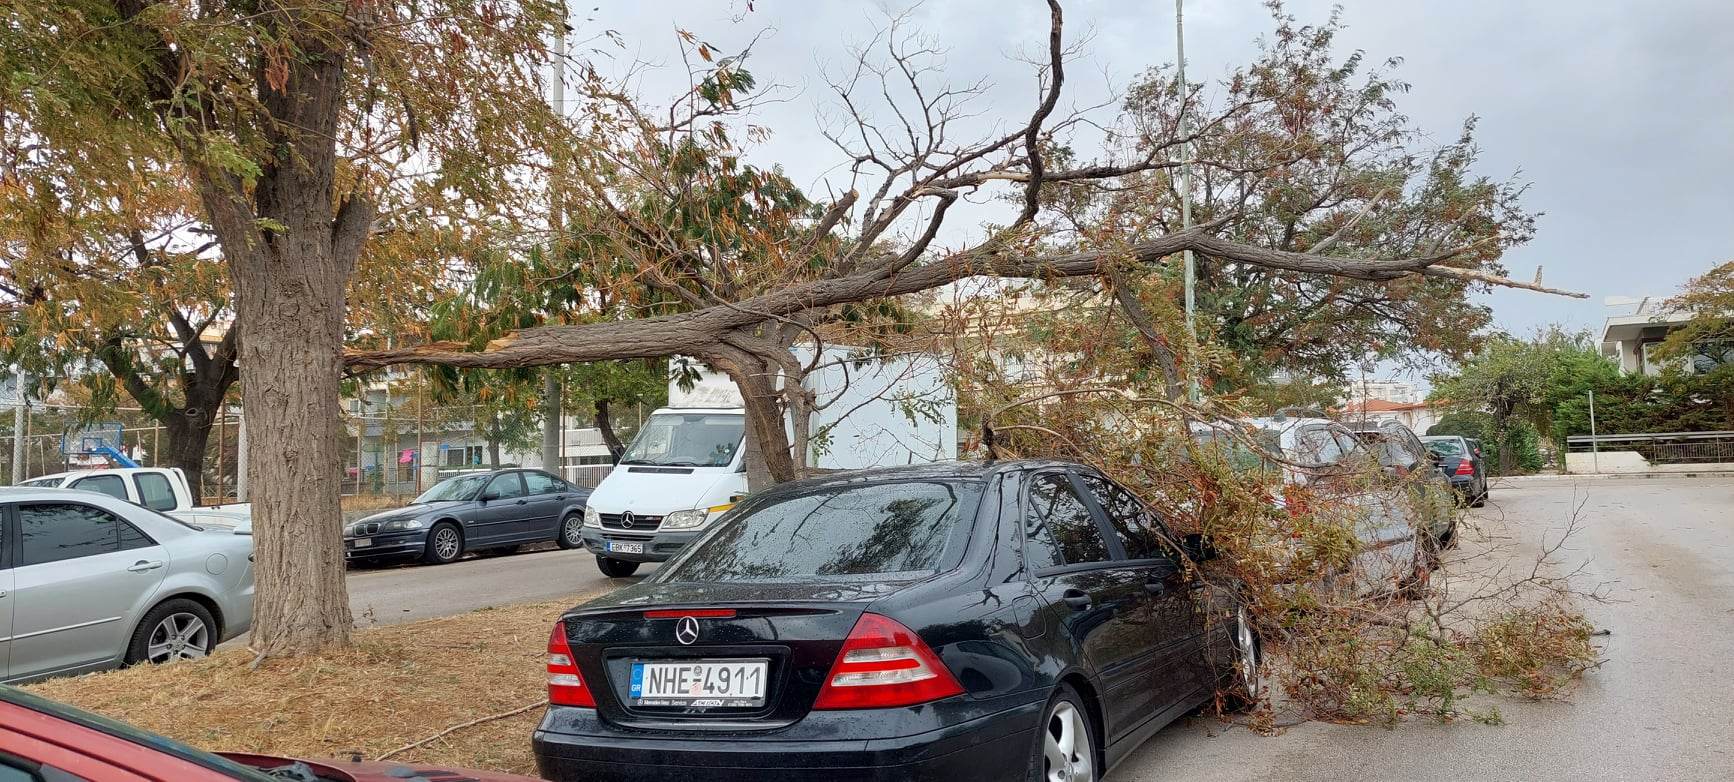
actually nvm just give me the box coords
[352,537,373,548]
[608,541,644,554]
[630,660,769,707]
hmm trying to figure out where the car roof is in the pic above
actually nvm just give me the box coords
[750,459,1083,497]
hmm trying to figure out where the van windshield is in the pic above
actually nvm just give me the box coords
[657,480,981,583]
[620,413,744,468]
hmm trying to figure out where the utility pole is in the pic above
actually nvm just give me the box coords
[236,409,248,503]
[10,369,25,484]
[540,0,569,473]
[1588,389,1600,474]
[1175,0,1199,402]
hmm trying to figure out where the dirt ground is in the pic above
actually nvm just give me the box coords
[26,597,600,775]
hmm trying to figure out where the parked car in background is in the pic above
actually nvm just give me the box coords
[18,467,251,525]
[344,468,591,565]
[0,686,543,781]
[1420,435,1489,507]
[0,488,254,683]
[534,461,1261,782]
[1345,420,1459,546]
[1191,414,1440,593]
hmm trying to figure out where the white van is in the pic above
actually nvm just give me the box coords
[578,348,957,576]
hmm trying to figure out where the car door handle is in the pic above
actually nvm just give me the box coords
[1144,579,1169,596]
[1060,589,1093,611]
[515,499,528,505]
[127,560,165,573]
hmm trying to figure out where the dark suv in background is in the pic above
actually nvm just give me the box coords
[1420,435,1488,507]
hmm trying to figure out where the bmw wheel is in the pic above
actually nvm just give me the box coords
[1029,684,1096,782]
[557,512,584,550]
[422,522,464,565]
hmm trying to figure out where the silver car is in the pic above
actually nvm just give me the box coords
[0,487,254,683]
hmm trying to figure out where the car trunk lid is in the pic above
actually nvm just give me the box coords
[561,588,882,729]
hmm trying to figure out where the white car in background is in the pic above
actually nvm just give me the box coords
[0,487,255,683]
[17,467,251,527]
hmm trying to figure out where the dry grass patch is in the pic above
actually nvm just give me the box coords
[24,594,609,775]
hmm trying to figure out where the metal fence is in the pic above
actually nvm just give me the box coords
[1565,431,1734,464]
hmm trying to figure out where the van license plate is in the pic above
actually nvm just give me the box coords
[609,541,644,554]
[630,660,768,707]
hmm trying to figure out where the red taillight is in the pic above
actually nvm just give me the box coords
[644,609,737,619]
[1455,460,1474,476]
[547,620,595,707]
[812,613,963,710]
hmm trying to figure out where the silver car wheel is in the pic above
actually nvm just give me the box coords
[1043,700,1093,782]
[1235,606,1261,701]
[145,612,210,664]
[563,516,583,546]
[433,527,461,560]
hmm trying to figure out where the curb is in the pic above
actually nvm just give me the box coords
[1495,471,1734,484]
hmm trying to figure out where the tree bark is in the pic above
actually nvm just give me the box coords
[201,24,361,656]
[593,399,624,462]
[161,415,214,505]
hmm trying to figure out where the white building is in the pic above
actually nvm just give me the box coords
[1343,378,1424,406]
[1599,296,1710,376]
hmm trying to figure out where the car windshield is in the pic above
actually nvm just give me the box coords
[413,474,489,503]
[1423,438,1466,457]
[657,479,982,583]
[1189,428,1283,472]
[619,413,744,467]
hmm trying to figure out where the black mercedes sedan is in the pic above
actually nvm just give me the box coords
[344,468,591,564]
[532,460,1261,782]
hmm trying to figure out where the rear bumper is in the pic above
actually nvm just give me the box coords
[579,528,701,563]
[1445,475,1477,492]
[532,702,1040,782]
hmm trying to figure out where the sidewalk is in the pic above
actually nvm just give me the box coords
[1496,470,1734,484]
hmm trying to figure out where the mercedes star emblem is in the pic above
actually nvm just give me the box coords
[620,511,636,529]
[674,616,700,645]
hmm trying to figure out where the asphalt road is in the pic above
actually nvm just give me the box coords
[332,477,1734,780]
[1115,476,1734,782]
[344,545,652,627]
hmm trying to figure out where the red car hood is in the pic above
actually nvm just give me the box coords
[217,752,544,782]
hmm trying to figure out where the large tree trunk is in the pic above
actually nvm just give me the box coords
[232,245,353,655]
[161,415,214,505]
[211,28,360,656]
[713,349,795,490]
[594,398,624,462]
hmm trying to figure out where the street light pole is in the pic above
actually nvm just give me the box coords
[1175,0,1198,402]
[1588,389,1600,474]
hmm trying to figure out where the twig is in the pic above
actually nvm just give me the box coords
[374,699,548,762]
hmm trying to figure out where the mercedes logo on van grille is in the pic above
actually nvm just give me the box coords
[619,511,636,529]
[674,616,701,645]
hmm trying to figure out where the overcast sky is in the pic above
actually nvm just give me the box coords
[580,1,1734,359]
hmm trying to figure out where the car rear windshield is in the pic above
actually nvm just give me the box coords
[657,479,982,583]
[1424,438,1466,457]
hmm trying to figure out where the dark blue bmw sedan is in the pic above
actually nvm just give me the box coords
[344,468,590,565]
[531,460,1261,781]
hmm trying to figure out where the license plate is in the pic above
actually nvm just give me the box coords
[352,538,373,548]
[608,541,644,554]
[630,659,769,707]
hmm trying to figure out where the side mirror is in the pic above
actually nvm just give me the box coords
[479,490,500,502]
[1180,533,1217,562]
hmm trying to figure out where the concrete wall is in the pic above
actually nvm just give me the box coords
[1566,450,1734,474]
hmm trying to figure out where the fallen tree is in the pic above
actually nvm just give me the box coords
[347,1,1582,486]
